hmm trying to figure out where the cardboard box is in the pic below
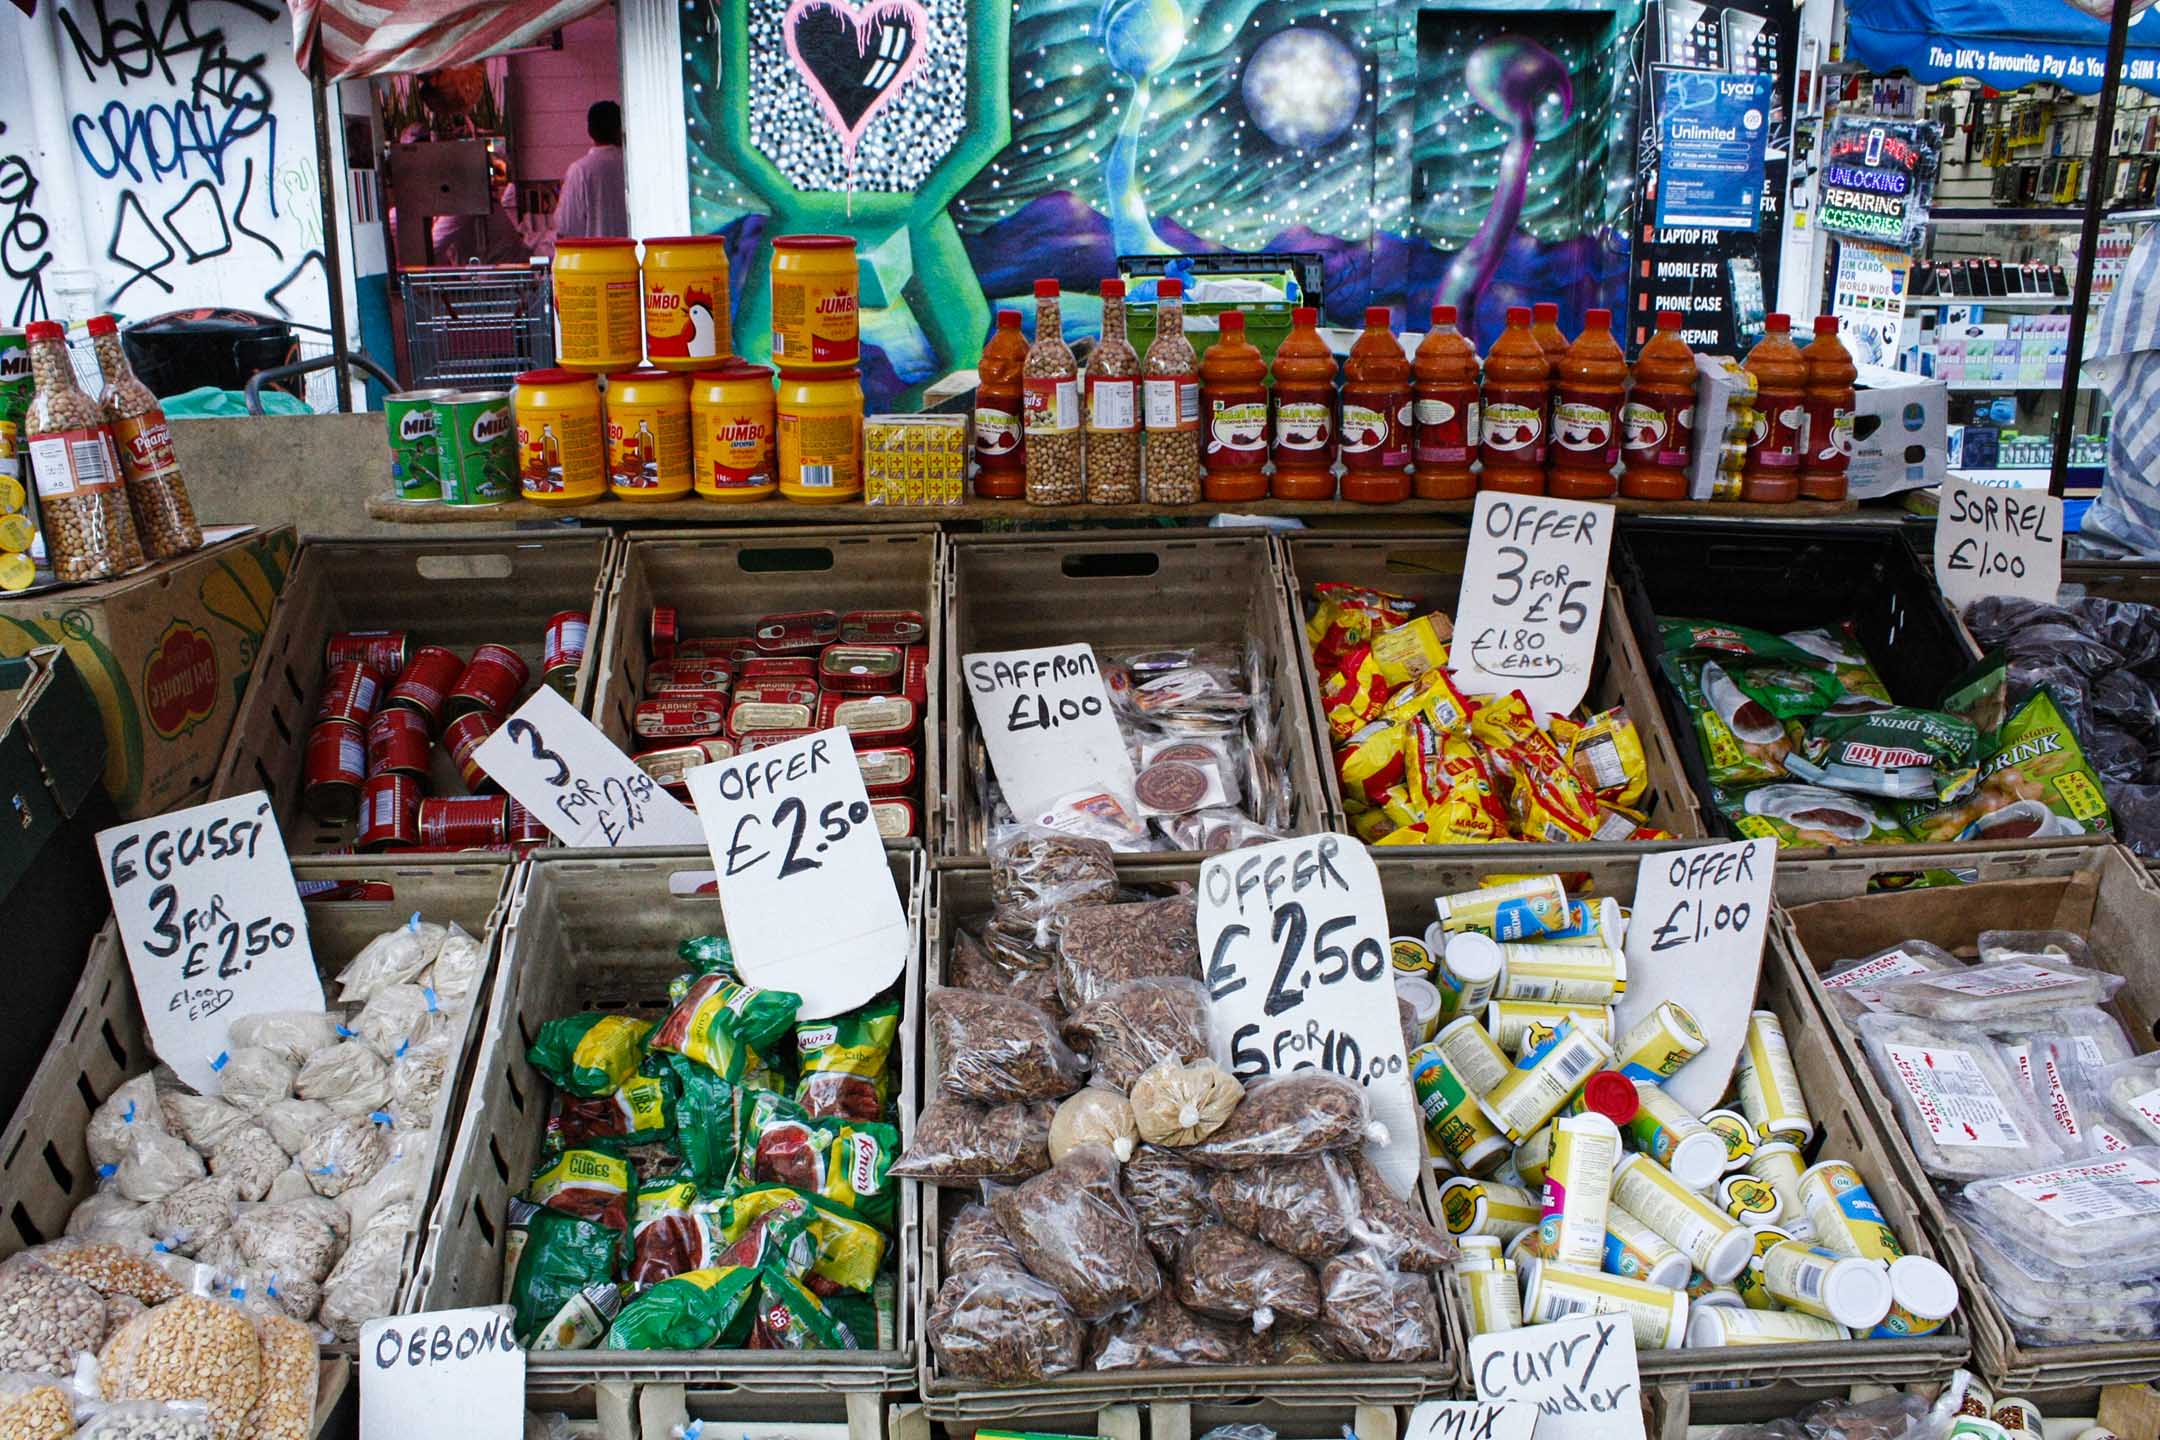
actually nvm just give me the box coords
[0,527,295,819]
[1846,364,1947,501]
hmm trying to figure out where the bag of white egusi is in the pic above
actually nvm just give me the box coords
[74,1401,216,1440]
[223,1015,342,1071]
[88,1078,165,1174]
[317,1201,412,1343]
[334,920,441,1004]
[417,923,486,1009]
[114,1132,204,1205]
[211,1053,294,1120]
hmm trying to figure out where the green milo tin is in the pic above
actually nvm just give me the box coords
[384,387,457,501]
[435,391,516,505]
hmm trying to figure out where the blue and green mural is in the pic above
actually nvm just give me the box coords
[682,0,1646,407]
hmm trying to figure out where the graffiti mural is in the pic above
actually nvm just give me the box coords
[0,0,330,328]
[686,0,1644,407]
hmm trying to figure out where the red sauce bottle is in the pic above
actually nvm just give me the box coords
[1340,306,1410,504]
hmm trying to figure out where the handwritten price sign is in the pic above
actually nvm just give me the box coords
[471,686,703,849]
[1934,473,2061,611]
[685,727,908,1019]
[963,643,1139,820]
[360,1307,522,1440]
[1198,833,1420,1195]
[99,792,322,1094]
[1449,492,1614,716]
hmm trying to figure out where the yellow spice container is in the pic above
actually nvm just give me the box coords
[777,369,863,504]
[514,368,607,505]
[692,363,776,502]
[552,238,643,372]
[605,367,693,501]
[642,235,732,372]
[770,234,859,372]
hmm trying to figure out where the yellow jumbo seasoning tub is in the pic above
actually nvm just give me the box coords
[770,235,859,371]
[605,368,693,501]
[553,238,643,372]
[777,370,863,503]
[642,236,731,372]
[692,363,776,502]
[514,369,606,505]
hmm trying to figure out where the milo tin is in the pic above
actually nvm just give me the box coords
[435,391,516,505]
[384,388,457,501]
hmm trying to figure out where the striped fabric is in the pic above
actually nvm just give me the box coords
[291,0,607,80]
[2082,226,2160,556]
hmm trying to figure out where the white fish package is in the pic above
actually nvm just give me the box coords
[1856,1013,2068,1183]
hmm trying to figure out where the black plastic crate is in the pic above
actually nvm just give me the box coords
[1613,518,1972,837]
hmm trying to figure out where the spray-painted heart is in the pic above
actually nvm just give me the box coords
[783,0,930,157]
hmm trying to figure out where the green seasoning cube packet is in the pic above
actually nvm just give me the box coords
[668,1057,740,1189]
[795,1000,900,1120]
[507,1199,621,1346]
[1903,687,2113,843]
[648,974,802,1082]
[602,1264,760,1350]
[526,1147,634,1231]
[553,1057,677,1147]
[528,1014,653,1097]
[716,1183,888,1293]
[734,1090,900,1231]
[752,1266,859,1350]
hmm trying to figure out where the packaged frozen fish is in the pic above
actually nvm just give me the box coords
[1855,1014,2067,1182]
[1817,941,1962,1022]
[1865,958,2124,1025]
[2100,1054,2160,1146]
[1958,1148,2160,1269]
[1977,929,2092,969]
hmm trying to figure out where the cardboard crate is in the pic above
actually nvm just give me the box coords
[939,532,1331,862]
[412,848,923,1391]
[1774,842,2160,1391]
[210,532,614,853]
[590,527,941,845]
[0,526,296,819]
[0,856,513,1339]
[917,862,1463,1420]
[1279,532,1707,846]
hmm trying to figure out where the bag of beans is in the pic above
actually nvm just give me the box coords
[928,990,1086,1103]
[987,1146,1160,1322]
[892,1099,1052,1185]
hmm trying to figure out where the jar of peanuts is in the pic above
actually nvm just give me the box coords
[87,315,201,561]
[1084,279,1140,504]
[22,321,143,582]
[1142,278,1201,504]
[1022,279,1081,505]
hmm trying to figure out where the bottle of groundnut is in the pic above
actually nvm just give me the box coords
[974,310,1028,499]
[22,321,142,581]
[1085,279,1141,503]
[1021,279,1081,505]
[86,314,200,559]
[1142,278,1201,504]
[1412,304,1479,499]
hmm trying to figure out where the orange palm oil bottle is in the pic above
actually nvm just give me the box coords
[1740,313,1806,502]
[1798,315,1858,502]
[1340,306,1411,503]
[974,310,1027,498]
[1548,307,1627,499]
[1201,310,1270,502]
[1412,304,1479,499]
[1620,310,1697,501]
[1271,305,1338,499]
[1479,306,1550,494]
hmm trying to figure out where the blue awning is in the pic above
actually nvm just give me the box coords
[1847,0,2160,95]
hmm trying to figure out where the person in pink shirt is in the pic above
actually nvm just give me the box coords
[554,101,629,239]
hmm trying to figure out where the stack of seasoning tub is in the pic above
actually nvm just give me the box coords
[1406,874,1962,1351]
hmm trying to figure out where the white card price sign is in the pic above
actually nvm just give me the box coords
[963,643,1139,821]
[1198,833,1420,1196]
[684,726,908,1019]
[1934,473,2063,611]
[98,791,321,1095]
[471,685,703,848]
[1449,491,1614,716]
[359,1307,523,1440]
[1614,838,1775,1114]
[1404,1399,1536,1440]
[1468,1315,1644,1440]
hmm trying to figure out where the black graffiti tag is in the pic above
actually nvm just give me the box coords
[0,122,52,327]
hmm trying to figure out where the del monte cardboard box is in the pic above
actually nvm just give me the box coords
[0,526,294,818]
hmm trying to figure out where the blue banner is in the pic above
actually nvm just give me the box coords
[1655,71,1773,232]
[1847,0,2160,95]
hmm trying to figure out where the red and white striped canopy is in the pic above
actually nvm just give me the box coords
[290,0,607,79]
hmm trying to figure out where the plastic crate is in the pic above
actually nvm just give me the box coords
[939,531,1332,862]
[589,528,941,847]
[411,848,923,1392]
[1280,531,1708,846]
[210,532,616,854]
[0,856,513,1345]
[1775,841,2160,1391]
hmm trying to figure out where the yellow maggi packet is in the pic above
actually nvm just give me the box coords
[1370,613,1453,689]
[1375,822,1430,846]
[1569,706,1647,809]
[1352,808,1397,842]
[1338,720,1408,806]
[1426,786,1508,843]
[1470,691,1541,751]
[1546,714,1582,750]
[1382,784,1423,831]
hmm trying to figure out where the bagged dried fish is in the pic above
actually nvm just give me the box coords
[1174,1224,1320,1331]
[1089,1293,1249,1369]
[1129,1058,1242,1147]
[1208,1157,1356,1262]
[1048,1089,1137,1165]
[926,1268,1083,1383]
[927,990,1086,1103]
[942,1203,1027,1278]
[1055,895,1201,1011]
[1316,1252,1439,1362]
[1061,978,1214,1091]
[1184,1073,1380,1169]
[988,1146,1161,1321]
[892,1098,1053,1184]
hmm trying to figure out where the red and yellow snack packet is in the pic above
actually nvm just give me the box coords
[1568,706,1648,809]
[1374,821,1430,846]
[1337,721,1408,807]
[1593,801,1672,842]
[1370,614,1453,689]
[1426,785,1510,843]
[1470,691,1542,752]
[1321,644,1391,741]
[1545,714,1582,751]
[1307,583,1417,670]
[1385,666,1474,735]
[1351,808,1397,843]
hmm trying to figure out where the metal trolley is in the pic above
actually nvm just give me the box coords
[399,260,555,389]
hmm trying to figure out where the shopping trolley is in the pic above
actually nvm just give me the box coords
[399,260,555,389]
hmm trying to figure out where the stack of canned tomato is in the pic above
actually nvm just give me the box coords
[302,611,587,849]
[630,605,926,837]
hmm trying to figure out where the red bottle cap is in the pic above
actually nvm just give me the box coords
[995,310,1022,329]
[1584,308,1612,328]
[1221,311,1246,332]
[1507,306,1532,325]
[1814,315,1840,335]
[1534,302,1559,322]
[1033,279,1059,298]
[1432,305,1458,326]
[1766,313,1791,331]
[85,315,118,337]
[1159,278,1183,299]
[24,321,62,341]
[1293,305,1317,325]
[1102,278,1126,298]
[1657,310,1684,329]
[1364,305,1391,328]
[1578,1071,1640,1126]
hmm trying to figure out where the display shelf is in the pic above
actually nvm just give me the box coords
[1942,379,2103,393]
[1919,294,2072,310]
[363,492,1862,525]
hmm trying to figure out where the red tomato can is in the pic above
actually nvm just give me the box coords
[303,719,367,820]
[651,605,679,660]
[419,795,509,848]
[388,645,465,723]
[636,697,728,739]
[326,629,410,676]
[356,772,422,849]
[445,643,530,719]
[505,799,550,845]
[856,744,917,795]
[754,609,840,654]
[316,661,384,728]
[366,707,433,779]
[443,710,501,793]
[545,610,590,671]
[647,659,734,692]
[819,644,903,694]
[680,635,759,664]
[902,644,930,707]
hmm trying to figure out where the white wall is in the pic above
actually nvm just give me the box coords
[508,11,622,183]
[0,0,343,333]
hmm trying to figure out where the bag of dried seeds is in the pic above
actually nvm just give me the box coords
[926,1268,1083,1382]
[1053,895,1201,1011]
[927,990,1086,1103]
[1173,1224,1321,1332]
[1183,1072,1381,1169]
[1060,977,1214,1091]
[892,1098,1053,1184]
[1087,1293,1248,1370]
[987,1145,1160,1321]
